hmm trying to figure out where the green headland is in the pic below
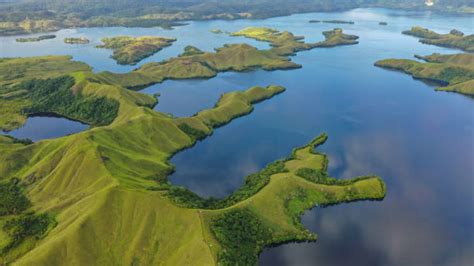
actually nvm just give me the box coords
[97,36,177,65]
[403,26,474,52]
[375,53,474,96]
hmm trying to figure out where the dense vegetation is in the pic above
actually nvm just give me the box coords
[97,36,176,65]
[0,179,30,216]
[1,213,52,254]
[375,53,474,96]
[4,76,119,127]
[210,209,273,265]
[15,34,55,42]
[0,178,53,258]
[403,27,474,52]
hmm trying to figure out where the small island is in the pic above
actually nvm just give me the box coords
[97,36,176,65]
[310,20,355,24]
[375,53,474,96]
[316,28,359,47]
[64,37,90,44]
[210,29,223,34]
[402,26,474,52]
[16,34,56,42]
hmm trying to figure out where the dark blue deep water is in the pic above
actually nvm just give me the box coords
[1,8,473,266]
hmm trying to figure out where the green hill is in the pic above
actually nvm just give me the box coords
[375,53,474,96]
[403,27,474,52]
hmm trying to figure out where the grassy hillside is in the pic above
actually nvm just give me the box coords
[403,27,474,52]
[97,36,176,65]
[375,53,474,96]
[0,50,386,264]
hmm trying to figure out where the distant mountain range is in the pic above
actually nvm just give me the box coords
[1,0,472,20]
[0,0,471,37]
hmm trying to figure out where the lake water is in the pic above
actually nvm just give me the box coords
[1,116,88,142]
[1,8,473,266]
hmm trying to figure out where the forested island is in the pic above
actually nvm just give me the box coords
[15,34,56,42]
[64,37,90,44]
[97,36,176,65]
[375,53,474,96]
[403,26,474,52]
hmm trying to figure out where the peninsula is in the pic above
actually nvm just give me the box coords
[375,53,474,96]
[402,26,474,52]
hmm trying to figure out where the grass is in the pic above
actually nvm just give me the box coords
[97,36,176,65]
[375,53,474,96]
[403,26,474,52]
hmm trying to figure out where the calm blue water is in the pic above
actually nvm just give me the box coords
[1,8,473,266]
[1,116,88,142]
